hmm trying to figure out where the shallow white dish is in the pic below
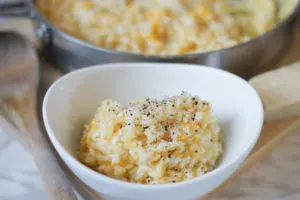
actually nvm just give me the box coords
[43,63,264,200]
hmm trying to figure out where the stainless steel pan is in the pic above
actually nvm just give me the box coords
[2,0,300,78]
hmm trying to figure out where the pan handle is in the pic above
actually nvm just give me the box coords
[0,0,31,17]
[0,0,51,48]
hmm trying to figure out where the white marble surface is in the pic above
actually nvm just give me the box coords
[0,129,300,200]
[0,129,87,200]
[0,132,45,200]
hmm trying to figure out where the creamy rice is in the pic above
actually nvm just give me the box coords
[78,92,223,184]
[37,0,298,55]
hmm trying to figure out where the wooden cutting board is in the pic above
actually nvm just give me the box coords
[1,18,300,200]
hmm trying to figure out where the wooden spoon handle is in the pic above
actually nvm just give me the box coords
[0,113,78,200]
[1,110,105,200]
[0,31,77,200]
[0,113,20,140]
[250,61,300,121]
[0,110,77,200]
[0,101,78,200]
[27,118,78,200]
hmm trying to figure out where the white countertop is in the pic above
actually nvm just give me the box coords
[1,129,299,200]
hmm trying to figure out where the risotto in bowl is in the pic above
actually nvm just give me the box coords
[43,63,263,200]
[78,92,224,184]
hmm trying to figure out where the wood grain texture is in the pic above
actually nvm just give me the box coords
[0,32,77,200]
[200,119,300,200]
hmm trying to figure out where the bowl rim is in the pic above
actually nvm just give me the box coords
[43,62,264,190]
[31,0,300,58]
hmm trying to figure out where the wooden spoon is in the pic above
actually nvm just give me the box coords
[0,32,77,200]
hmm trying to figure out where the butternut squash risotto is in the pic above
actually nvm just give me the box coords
[37,0,298,55]
[78,92,223,184]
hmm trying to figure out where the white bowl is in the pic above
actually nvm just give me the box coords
[43,63,264,200]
